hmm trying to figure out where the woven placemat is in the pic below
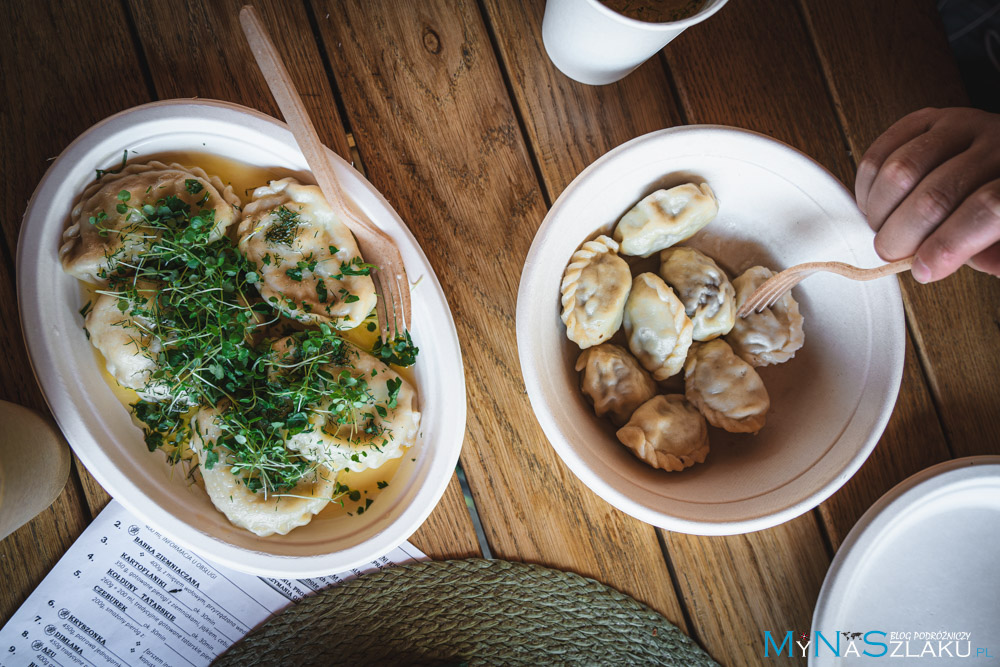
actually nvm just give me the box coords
[214,558,716,666]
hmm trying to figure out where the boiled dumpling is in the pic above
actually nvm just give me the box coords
[727,266,805,366]
[576,344,656,426]
[659,247,736,341]
[684,339,769,434]
[189,406,335,537]
[622,273,694,381]
[61,161,241,283]
[85,283,172,402]
[238,178,377,329]
[613,183,719,257]
[560,235,632,349]
[616,394,709,471]
[278,343,421,473]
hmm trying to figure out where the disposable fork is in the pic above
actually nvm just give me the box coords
[736,257,914,317]
[240,6,411,341]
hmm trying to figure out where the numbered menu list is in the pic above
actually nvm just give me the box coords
[0,501,426,667]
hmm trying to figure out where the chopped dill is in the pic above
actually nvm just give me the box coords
[264,206,301,246]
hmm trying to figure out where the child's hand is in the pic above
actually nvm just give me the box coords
[855,107,1000,283]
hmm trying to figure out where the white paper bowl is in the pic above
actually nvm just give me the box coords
[18,100,466,576]
[517,126,904,535]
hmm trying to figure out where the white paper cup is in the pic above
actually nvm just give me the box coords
[542,0,729,85]
[0,401,71,540]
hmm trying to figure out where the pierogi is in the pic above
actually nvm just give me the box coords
[622,273,694,381]
[684,339,770,434]
[616,394,709,472]
[613,183,719,257]
[63,155,422,538]
[85,283,172,402]
[576,343,657,426]
[239,178,378,329]
[61,161,241,283]
[190,406,337,537]
[558,176,808,473]
[728,265,805,366]
[659,247,736,341]
[560,235,632,349]
[276,341,421,474]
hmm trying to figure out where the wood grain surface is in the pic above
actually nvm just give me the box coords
[800,0,1000,458]
[0,0,151,621]
[1,1,996,664]
[308,0,687,627]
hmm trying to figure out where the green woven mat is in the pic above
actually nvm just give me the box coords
[214,558,716,666]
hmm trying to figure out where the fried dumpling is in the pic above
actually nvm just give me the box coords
[85,283,173,402]
[613,183,719,257]
[60,161,241,283]
[727,265,805,366]
[238,178,377,329]
[622,273,694,381]
[279,343,421,473]
[659,247,736,341]
[560,235,632,349]
[684,340,769,434]
[576,343,657,426]
[189,406,336,537]
[616,394,709,471]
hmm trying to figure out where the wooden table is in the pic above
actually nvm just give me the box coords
[2,1,997,664]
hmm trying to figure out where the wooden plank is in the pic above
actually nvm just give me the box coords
[308,0,687,626]
[666,517,831,667]
[480,0,684,199]
[126,0,482,559]
[128,0,351,161]
[800,0,1000,458]
[74,456,113,516]
[0,492,91,625]
[0,0,152,623]
[409,474,482,559]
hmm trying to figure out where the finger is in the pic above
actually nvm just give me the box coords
[856,108,939,215]
[873,146,1000,261]
[912,180,1000,282]
[864,126,973,235]
[968,241,1000,277]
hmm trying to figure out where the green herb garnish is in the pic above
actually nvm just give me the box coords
[264,206,300,246]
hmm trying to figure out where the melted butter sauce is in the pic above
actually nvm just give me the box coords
[80,151,413,517]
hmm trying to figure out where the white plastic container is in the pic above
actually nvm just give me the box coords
[517,126,906,535]
[542,0,729,85]
[18,100,466,577]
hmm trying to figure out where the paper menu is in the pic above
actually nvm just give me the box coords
[0,501,427,667]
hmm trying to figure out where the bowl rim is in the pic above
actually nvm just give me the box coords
[516,124,905,535]
[17,98,466,575]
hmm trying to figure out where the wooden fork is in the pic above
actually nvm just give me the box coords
[736,257,914,317]
[240,6,411,340]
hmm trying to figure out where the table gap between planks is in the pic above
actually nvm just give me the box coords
[1,2,996,666]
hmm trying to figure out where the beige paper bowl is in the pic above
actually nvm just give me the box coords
[516,126,904,535]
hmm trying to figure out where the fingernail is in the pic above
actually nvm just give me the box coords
[911,257,932,284]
